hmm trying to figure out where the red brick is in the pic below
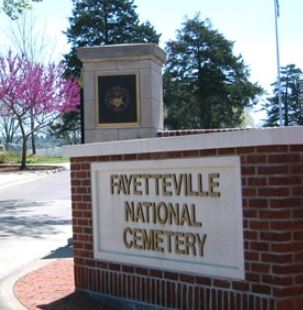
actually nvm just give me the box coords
[290,145,303,152]
[270,198,302,208]
[251,263,270,273]
[123,154,137,161]
[212,280,231,289]
[258,187,290,197]
[196,276,211,286]
[252,284,271,295]
[250,242,269,251]
[268,154,301,164]
[263,275,293,286]
[246,155,267,164]
[179,273,194,283]
[232,281,249,291]
[164,271,178,280]
[236,147,256,154]
[269,176,302,186]
[277,299,294,310]
[241,166,256,175]
[258,165,289,175]
[243,188,257,196]
[295,275,303,285]
[260,232,291,242]
[218,148,236,155]
[248,177,267,186]
[271,242,303,253]
[271,221,303,230]
[256,145,288,153]
[243,209,257,219]
[199,149,217,156]
[244,231,258,240]
[294,231,303,240]
[149,269,163,278]
[259,210,291,219]
[137,153,152,160]
[181,150,200,157]
[290,164,303,174]
[262,253,293,264]
[273,264,303,274]
[292,186,303,196]
[248,199,268,208]
[245,251,259,261]
[249,221,269,230]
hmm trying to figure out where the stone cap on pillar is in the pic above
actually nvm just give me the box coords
[77,43,166,65]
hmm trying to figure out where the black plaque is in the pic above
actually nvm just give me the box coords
[98,74,138,125]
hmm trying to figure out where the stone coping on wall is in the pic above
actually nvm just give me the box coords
[64,126,303,158]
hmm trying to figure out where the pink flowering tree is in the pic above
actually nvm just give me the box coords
[0,52,80,169]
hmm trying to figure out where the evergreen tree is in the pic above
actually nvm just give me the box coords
[164,15,263,129]
[1,0,42,19]
[263,64,303,126]
[58,0,160,144]
[64,0,160,77]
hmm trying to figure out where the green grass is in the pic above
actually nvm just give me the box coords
[25,154,69,164]
[0,151,69,164]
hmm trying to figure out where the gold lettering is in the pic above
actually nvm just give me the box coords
[152,175,161,195]
[141,229,154,250]
[188,173,198,196]
[180,204,191,226]
[123,227,133,248]
[196,234,207,256]
[175,232,186,255]
[172,174,181,196]
[153,230,164,252]
[135,202,145,223]
[190,204,202,227]
[124,201,134,222]
[141,174,151,195]
[209,173,220,197]
[122,174,133,195]
[133,174,142,195]
[163,230,174,253]
[133,228,143,249]
[162,174,173,196]
[110,175,118,194]
[156,202,168,225]
[185,233,196,255]
[167,203,180,225]
[198,173,208,197]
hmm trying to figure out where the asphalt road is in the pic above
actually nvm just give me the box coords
[0,169,72,283]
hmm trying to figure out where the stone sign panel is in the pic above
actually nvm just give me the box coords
[91,157,244,279]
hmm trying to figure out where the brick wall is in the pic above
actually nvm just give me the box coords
[70,144,303,310]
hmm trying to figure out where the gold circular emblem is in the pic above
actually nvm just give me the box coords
[105,86,130,113]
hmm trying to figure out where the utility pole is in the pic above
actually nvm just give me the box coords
[274,0,283,126]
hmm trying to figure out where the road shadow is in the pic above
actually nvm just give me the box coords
[37,291,113,310]
[43,243,73,259]
[0,200,71,238]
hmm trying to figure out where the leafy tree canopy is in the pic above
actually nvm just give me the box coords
[263,64,303,127]
[1,0,42,19]
[164,14,263,129]
[64,0,161,77]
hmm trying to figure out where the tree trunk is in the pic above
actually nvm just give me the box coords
[20,136,27,170]
[30,113,36,155]
[18,120,27,170]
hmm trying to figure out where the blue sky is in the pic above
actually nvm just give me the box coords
[1,0,302,124]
